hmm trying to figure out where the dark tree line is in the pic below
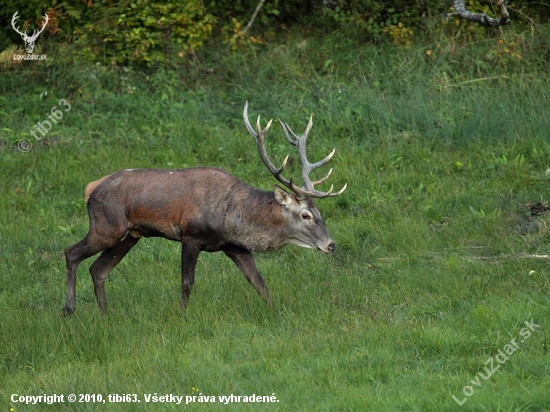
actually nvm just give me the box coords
[0,1,546,66]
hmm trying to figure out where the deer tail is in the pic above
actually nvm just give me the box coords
[85,174,112,202]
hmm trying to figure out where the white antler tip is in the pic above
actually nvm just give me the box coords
[255,115,262,133]
[281,155,289,169]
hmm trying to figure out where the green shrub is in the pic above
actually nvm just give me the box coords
[72,1,215,66]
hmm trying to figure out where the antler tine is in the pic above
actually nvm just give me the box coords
[301,114,314,145]
[332,182,348,196]
[310,147,336,170]
[292,182,346,198]
[280,114,313,146]
[312,168,333,186]
[276,118,298,146]
[243,100,257,137]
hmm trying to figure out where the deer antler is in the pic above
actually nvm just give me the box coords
[11,11,49,49]
[243,101,347,199]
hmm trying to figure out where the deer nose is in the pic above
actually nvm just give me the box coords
[327,242,336,253]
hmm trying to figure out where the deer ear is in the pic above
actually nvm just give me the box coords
[274,185,293,206]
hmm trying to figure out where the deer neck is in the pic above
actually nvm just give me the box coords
[223,188,290,252]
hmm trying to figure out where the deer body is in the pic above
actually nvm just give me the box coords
[83,167,331,252]
[64,103,345,314]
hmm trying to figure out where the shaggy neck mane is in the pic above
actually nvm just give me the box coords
[238,187,284,225]
[221,186,289,252]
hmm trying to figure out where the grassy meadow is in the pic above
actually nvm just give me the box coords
[1,31,549,411]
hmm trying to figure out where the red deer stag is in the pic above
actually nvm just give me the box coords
[63,101,346,314]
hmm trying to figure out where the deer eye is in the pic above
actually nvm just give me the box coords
[301,211,312,220]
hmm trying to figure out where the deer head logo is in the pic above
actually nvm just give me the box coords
[11,11,49,54]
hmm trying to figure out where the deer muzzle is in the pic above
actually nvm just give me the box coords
[318,241,336,254]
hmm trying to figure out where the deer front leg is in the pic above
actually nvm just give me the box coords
[181,241,200,308]
[223,246,273,306]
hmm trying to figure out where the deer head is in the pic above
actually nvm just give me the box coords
[11,11,49,54]
[243,101,347,254]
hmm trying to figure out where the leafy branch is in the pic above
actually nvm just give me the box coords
[447,0,511,27]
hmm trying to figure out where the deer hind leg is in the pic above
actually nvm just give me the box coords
[63,224,127,315]
[64,236,109,315]
[223,246,273,306]
[89,235,140,312]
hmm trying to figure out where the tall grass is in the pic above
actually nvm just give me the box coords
[1,30,549,411]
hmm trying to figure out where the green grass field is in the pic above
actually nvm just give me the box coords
[1,33,549,411]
